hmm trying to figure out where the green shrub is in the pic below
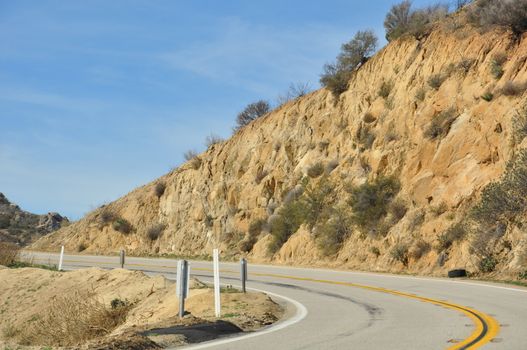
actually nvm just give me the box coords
[408,209,426,232]
[415,87,426,101]
[384,1,448,41]
[77,243,87,252]
[370,246,381,257]
[458,58,475,74]
[235,100,270,130]
[239,218,266,252]
[519,270,527,280]
[436,222,466,251]
[147,223,165,241]
[410,240,431,260]
[307,162,325,178]
[481,92,494,101]
[249,218,266,237]
[378,80,394,99]
[471,150,527,226]
[424,108,458,140]
[347,176,400,231]
[0,242,20,266]
[363,112,376,123]
[268,200,307,254]
[320,30,378,97]
[154,182,166,198]
[0,214,10,229]
[468,149,527,262]
[110,298,129,310]
[390,243,409,266]
[204,215,214,227]
[428,74,446,90]
[388,198,408,223]
[501,81,527,96]
[99,208,115,225]
[468,0,527,36]
[513,103,527,142]
[430,201,448,216]
[357,126,376,149]
[315,208,351,256]
[303,177,335,229]
[320,67,352,98]
[490,52,507,79]
[113,218,132,234]
[478,255,497,273]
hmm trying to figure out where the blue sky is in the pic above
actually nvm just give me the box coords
[0,0,447,219]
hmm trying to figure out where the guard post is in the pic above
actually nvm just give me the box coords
[177,260,189,318]
[240,258,247,293]
[119,249,125,268]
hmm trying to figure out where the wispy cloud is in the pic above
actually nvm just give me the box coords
[158,17,347,94]
[0,87,108,113]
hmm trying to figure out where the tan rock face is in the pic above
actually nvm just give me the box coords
[33,25,527,276]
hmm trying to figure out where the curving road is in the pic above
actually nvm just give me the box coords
[24,251,527,349]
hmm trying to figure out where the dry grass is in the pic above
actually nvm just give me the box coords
[410,240,431,260]
[184,150,202,170]
[0,242,20,266]
[18,290,130,347]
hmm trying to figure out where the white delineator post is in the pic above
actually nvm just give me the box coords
[213,248,221,317]
[58,246,64,271]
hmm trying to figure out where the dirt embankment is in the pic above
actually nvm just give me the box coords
[0,267,282,349]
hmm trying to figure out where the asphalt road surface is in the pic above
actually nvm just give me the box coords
[24,251,527,349]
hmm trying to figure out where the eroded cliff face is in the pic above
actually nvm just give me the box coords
[33,23,527,277]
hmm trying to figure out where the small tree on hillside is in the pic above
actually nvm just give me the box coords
[235,100,271,130]
[338,30,378,71]
[320,30,378,98]
[384,0,412,42]
[384,1,449,42]
[468,0,527,36]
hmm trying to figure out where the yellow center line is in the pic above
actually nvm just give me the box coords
[31,258,499,349]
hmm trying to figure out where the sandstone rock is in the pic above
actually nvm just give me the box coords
[32,24,527,277]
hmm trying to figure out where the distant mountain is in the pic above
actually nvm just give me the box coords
[0,193,68,246]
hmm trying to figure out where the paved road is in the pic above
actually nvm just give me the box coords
[24,251,527,349]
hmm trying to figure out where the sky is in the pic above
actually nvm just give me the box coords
[0,0,449,219]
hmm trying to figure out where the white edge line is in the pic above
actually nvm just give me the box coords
[171,285,308,350]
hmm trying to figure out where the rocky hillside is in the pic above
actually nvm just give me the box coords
[0,193,68,246]
[33,13,527,279]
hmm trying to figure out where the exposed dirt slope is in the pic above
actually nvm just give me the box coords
[33,19,527,278]
[0,267,281,349]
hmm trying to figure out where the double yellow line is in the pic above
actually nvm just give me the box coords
[32,257,500,349]
[239,271,500,350]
